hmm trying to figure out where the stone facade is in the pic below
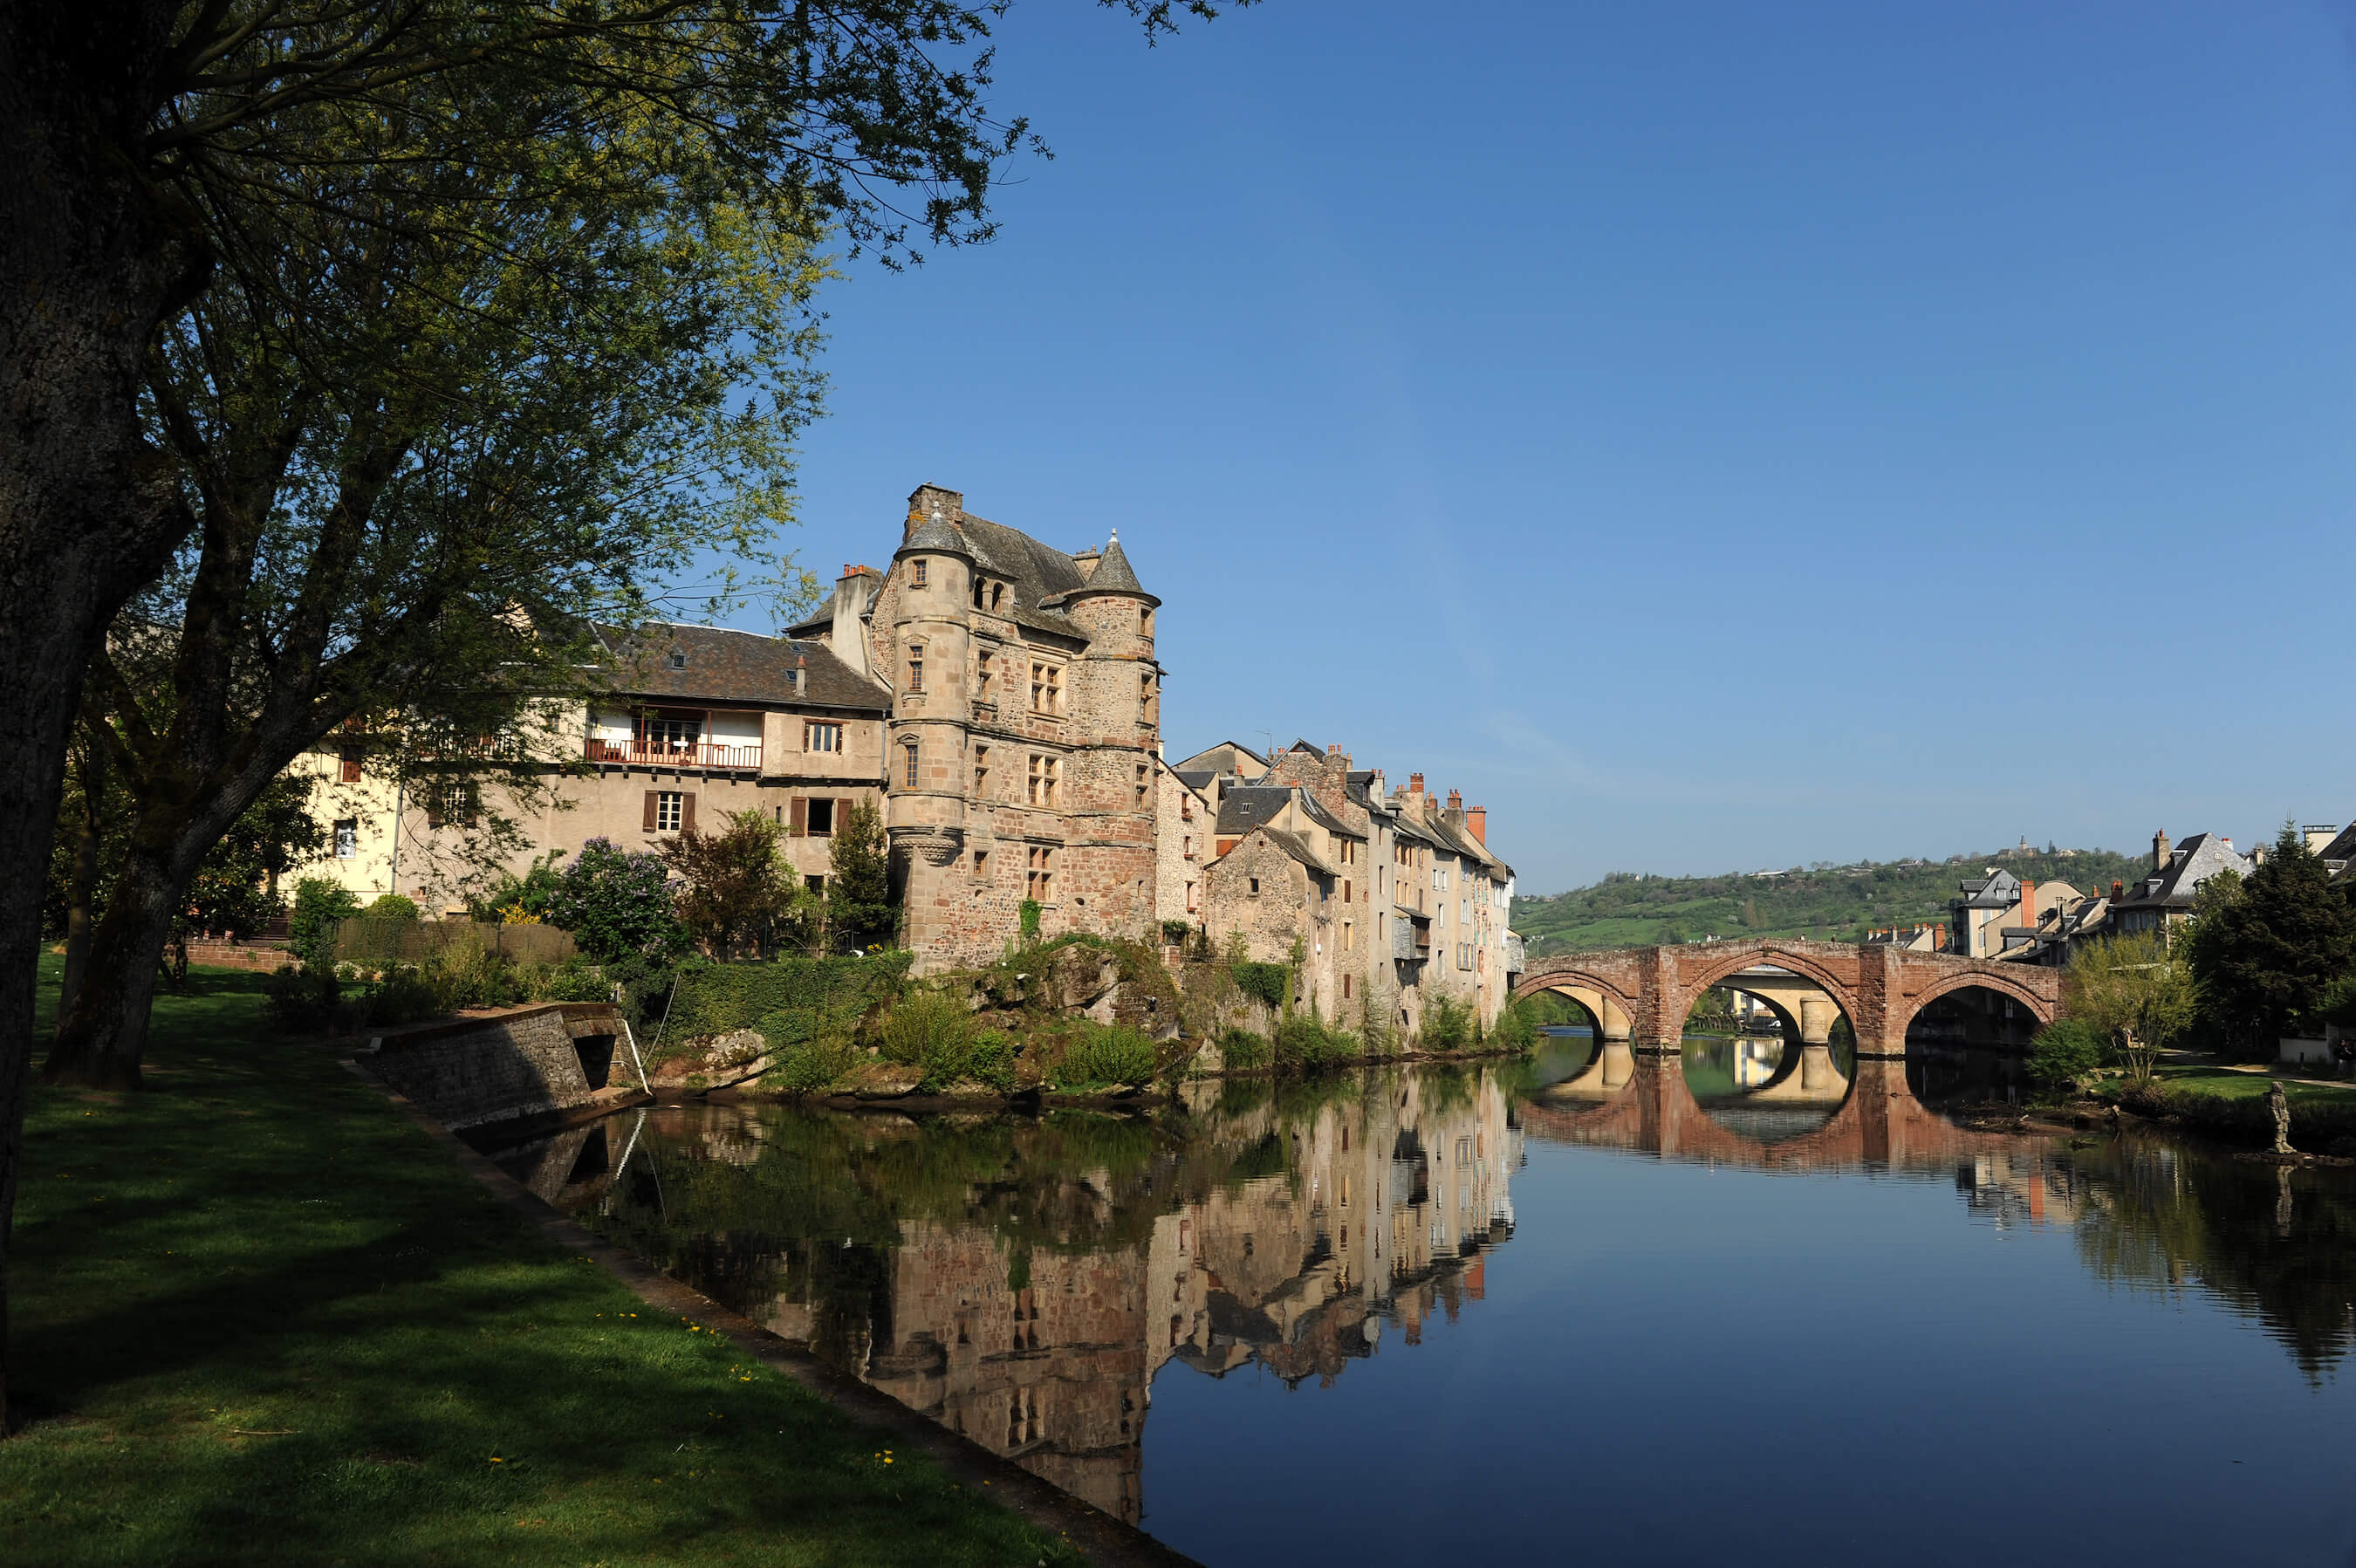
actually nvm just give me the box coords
[1187,741,1517,1039]
[809,484,1164,972]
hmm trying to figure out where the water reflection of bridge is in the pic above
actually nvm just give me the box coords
[1524,1044,2043,1174]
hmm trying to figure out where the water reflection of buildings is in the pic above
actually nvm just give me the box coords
[502,1071,1519,1526]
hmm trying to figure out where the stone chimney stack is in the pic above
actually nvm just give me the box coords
[1467,805,1487,844]
[2020,879,2036,929]
[2153,829,2170,873]
[2112,879,2123,901]
[1446,788,1462,811]
[1071,547,1101,581]
[905,483,962,542]
[822,564,880,679]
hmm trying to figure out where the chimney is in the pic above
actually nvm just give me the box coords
[904,483,962,541]
[2152,829,2170,873]
[2305,824,2339,853]
[2019,878,2035,930]
[1446,789,1462,811]
[2112,879,2123,902]
[1408,771,1424,795]
[1467,805,1487,844]
[1072,547,1101,581]
[1371,769,1386,803]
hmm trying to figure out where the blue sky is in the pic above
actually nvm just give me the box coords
[698,0,2356,895]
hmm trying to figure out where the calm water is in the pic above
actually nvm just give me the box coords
[495,1033,2356,1566]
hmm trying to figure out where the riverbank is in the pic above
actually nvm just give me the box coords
[3,956,1085,1566]
[2119,1062,2356,1154]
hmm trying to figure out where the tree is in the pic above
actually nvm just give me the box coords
[2182,825,2356,1059]
[2066,930,2198,1087]
[546,839,687,965]
[825,802,897,955]
[2,0,1241,1421]
[661,810,815,959]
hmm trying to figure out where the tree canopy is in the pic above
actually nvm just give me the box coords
[2182,825,2356,1059]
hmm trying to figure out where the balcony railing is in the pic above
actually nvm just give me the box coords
[587,738,763,770]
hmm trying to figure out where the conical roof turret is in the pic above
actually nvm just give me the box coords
[1070,530,1157,605]
[897,511,969,558]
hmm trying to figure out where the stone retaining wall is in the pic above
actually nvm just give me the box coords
[362,1003,641,1133]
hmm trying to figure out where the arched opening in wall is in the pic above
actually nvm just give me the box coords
[1906,983,2043,1106]
[1686,966,1854,1142]
[1517,983,1631,1097]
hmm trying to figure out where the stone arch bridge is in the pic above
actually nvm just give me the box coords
[1512,938,2058,1057]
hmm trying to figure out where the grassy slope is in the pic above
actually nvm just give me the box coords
[3,955,1079,1567]
[1511,846,2150,956]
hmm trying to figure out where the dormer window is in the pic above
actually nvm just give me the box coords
[911,558,928,588]
[668,650,687,670]
[990,582,1004,612]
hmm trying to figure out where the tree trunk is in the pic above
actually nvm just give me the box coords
[43,839,188,1092]
[0,0,209,1427]
[57,763,101,1020]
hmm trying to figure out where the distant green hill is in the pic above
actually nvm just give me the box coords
[1511,846,2150,956]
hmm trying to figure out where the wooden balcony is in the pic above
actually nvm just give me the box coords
[586,738,762,771]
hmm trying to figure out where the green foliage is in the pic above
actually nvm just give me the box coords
[289,878,363,970]
[2067,929,2199,1087]
[1230,961,1287,1010]
[1216,1027,1270,1070]
[1512,846,2149,955]
[549,837,688,962]
[364,894,421,922]
[877,988,1011,1090]
[1051,1021,1157,1090]
[662,808,815,957]
[2183,825,2356,1059]
[2311,974,2356,1031]
[470,851,568,923]
[184,777,325,940]
[1274,1013,1359,1073]
[662,952,913,1051]
[1160,919,1193,943]
[2028,1017,2106,1099]
[1418,994,1476,1053]
[825,801,897,954]
[1018,899,1043,941]
[1488,998,1539,1052]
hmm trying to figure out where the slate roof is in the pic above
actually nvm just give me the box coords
[592,622,888,712]
[2114,832,2252,911]
[899,513,968,556]
[1175,741,1268,774]
[1215,785,1294,838]
[942,512,1091,640]
[1060,531,1154,603]
[1955,868,2021,909]
[1175,769,1217,792]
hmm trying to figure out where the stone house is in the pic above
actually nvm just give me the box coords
[2106,829,2252,940]
[790,484,1164,972]
[291,620,890,912]
[1189,740,1517,1040]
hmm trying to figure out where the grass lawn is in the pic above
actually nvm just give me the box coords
[2151,1061,2356,1106]
[3,954,1080,1566]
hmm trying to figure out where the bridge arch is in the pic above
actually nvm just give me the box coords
[1891,967,2057,1042]
[1677,945,1862,1036]
[1511,961,1642,1038]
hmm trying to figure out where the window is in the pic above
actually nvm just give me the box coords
[655,791,683,832]
[1343,972,1353,999]
[1186,880,1198,914]
[333,818,358,859]
[805,722,842,753]
[907,645,923,692]
[637,709,702,751]
[805,798,836,837]
[668,650,687,670]
[1343,879,1352,904]
[1027,754,1058,807]
[911,558,928,587]
[990,582,1004,612]
[1343,920,1353,951]
[1027,846,1054,901]
[338,747,363,784]
[1140,671,1154,722]
[901,742,919,788]
[1140,606,1154,635]
[1030,661,1061,715]
[1248,877,1260,898]
[973,744,990,798]
[976,661,992,702]
[428,781,479,829]
[800,873,826,895]
[1135,763,1149,807]
[973,848,990,880]
[1182,834,1195,860]
[1180,793,1193,821]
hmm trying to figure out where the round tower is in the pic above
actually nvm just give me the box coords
[1058,531,1162,934]
[886,510,976,956]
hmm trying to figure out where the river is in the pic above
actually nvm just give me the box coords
[493,1032,2356,1565]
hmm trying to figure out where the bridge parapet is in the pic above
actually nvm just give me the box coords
[1512,939,2059,1056]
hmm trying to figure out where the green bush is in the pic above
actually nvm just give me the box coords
[364,893,421,921]
[1159,919,1192,944]
[1488,999,1538,1052]
[1018,899,1042,941]
[1054,1022,1157,1089]
[2029,1017,2106,1097]
[264,963,342,1032]
[769,1034,861,1095]
[1230,961,1287,1011]
[529,956,613,1003]
[548,837,687,962]
[1274,1013,1359,1072]
[1418,995,1476,1053]
[289,879,362,970]
[1217,1027,1270,1071]
[657,952,911,1052]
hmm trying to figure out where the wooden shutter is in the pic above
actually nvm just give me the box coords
[837,798,853,832]
[425,790,444,829]
[680,791,697,832]
[642,791,658,832]
[789,797,807,836]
